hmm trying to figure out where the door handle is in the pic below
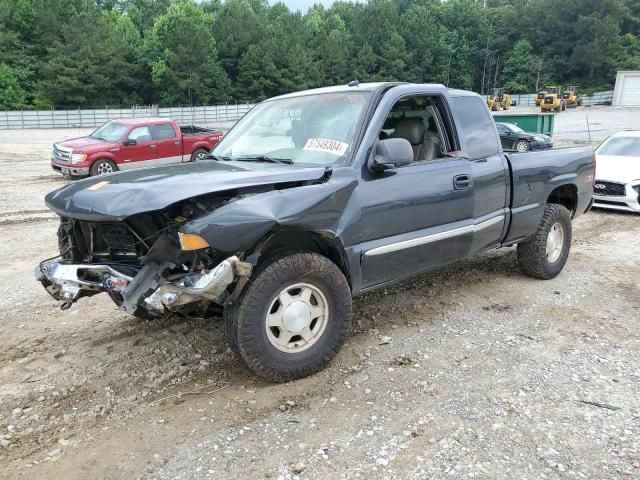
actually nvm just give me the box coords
[150,144,157,149]
[174,141,181,145]
[453,174,472,190]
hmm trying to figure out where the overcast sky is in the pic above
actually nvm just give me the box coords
[277,0,337,12]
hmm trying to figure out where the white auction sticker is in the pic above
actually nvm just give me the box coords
[303,138,349,156]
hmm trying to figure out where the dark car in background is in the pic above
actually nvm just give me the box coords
[495,122,553,153]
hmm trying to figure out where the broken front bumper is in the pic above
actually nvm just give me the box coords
[35,256,251,313]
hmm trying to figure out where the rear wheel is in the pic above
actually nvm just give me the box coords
[90,158,117,177]
[230,252,351,382]
[190,148,209,162]
[517,204,572,279]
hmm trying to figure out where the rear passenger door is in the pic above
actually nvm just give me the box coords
[121,126,157,170]
[152,123,184,165]
[450,95,509,253]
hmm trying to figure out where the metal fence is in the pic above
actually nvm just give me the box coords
[0,103,255,129]
[508,90,614,107]
[0,90,617,129]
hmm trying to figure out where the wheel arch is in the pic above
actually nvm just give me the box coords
[547,184,578,216]
[253,229,352,289]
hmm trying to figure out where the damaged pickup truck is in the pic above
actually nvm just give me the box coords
[37,82,594,381]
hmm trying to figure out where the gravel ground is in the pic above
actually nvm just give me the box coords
[0,107,638,479]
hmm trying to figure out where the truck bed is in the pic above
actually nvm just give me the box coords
[179,125,220,136]
[504,146,594,244]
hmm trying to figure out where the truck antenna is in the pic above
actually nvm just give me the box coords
[348,79,360,87]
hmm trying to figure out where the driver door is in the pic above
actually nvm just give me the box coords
[121,126,158,170]
[356,89,475,288]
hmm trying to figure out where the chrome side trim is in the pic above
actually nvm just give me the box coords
[364,214,504,257]
[474,214,505,231]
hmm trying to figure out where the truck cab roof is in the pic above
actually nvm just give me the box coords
[269,82,481,102]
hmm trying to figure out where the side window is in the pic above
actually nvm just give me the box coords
[450,96,500,159]
[495,124,506,134]
[153,123,176,140]
[128,126,153,143]
[377,96,451,163]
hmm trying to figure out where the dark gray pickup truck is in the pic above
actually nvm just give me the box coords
[37,82,594,381]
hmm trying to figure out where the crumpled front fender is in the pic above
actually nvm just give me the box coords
[180,167,361,253]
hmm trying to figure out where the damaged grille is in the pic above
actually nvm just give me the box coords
[58,215,168,264]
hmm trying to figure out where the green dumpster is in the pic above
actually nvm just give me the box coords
[492,112,555,137]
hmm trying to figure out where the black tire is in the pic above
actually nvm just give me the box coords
[514,139,530,153]
[190,148,209,162]
[232,252,352,382]
[108,292,158,320]
[223,300,240,356]
[90,158,117,176]
[517,204,572,279]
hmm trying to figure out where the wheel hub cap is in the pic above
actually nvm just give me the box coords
[282,301,311,333]
[265,282,329,353]
[546,222,564,263]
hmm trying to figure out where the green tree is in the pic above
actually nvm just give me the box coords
[0,63,28,109]
[213,0,264,83]
[37,7,143,107]
[142,0,230,104]
[503,39,539,93]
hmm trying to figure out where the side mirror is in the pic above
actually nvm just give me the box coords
[369,138,414,172]
[123,139,137,146]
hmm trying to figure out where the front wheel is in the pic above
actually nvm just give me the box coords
[515,140,530,153]
[517,204,572,279]
[90,158,117,176]
[230,252,352,382]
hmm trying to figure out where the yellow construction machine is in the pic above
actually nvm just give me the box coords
[562,85,581,107]
[535,87,548,106]
[486,88,512,111]
[540,86,566,112]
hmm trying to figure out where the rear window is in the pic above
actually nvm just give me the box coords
[450,96,500,159]
[153,123,176,140]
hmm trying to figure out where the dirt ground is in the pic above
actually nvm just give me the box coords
[0,108,639,479]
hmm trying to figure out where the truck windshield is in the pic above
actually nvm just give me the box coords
[90,122,128,142]
[597,137,640,157]
[213,91,371,166]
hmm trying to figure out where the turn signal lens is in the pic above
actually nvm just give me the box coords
[179,233,210,251]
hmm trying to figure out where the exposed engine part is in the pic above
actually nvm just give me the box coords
[144,256,251,313]
[118,261,174,315]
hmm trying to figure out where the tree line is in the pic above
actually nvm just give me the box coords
[1,0,639,109]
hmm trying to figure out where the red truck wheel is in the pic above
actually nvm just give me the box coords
[190,149,209,162]
[90,159,117,176]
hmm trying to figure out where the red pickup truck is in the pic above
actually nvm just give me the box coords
[51,118,223,177]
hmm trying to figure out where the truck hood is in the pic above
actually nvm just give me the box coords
[595,155,640,184]
[56,136,117,153]
[45,161,329,221]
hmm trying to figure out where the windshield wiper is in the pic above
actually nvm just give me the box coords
[233,155,293,165]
